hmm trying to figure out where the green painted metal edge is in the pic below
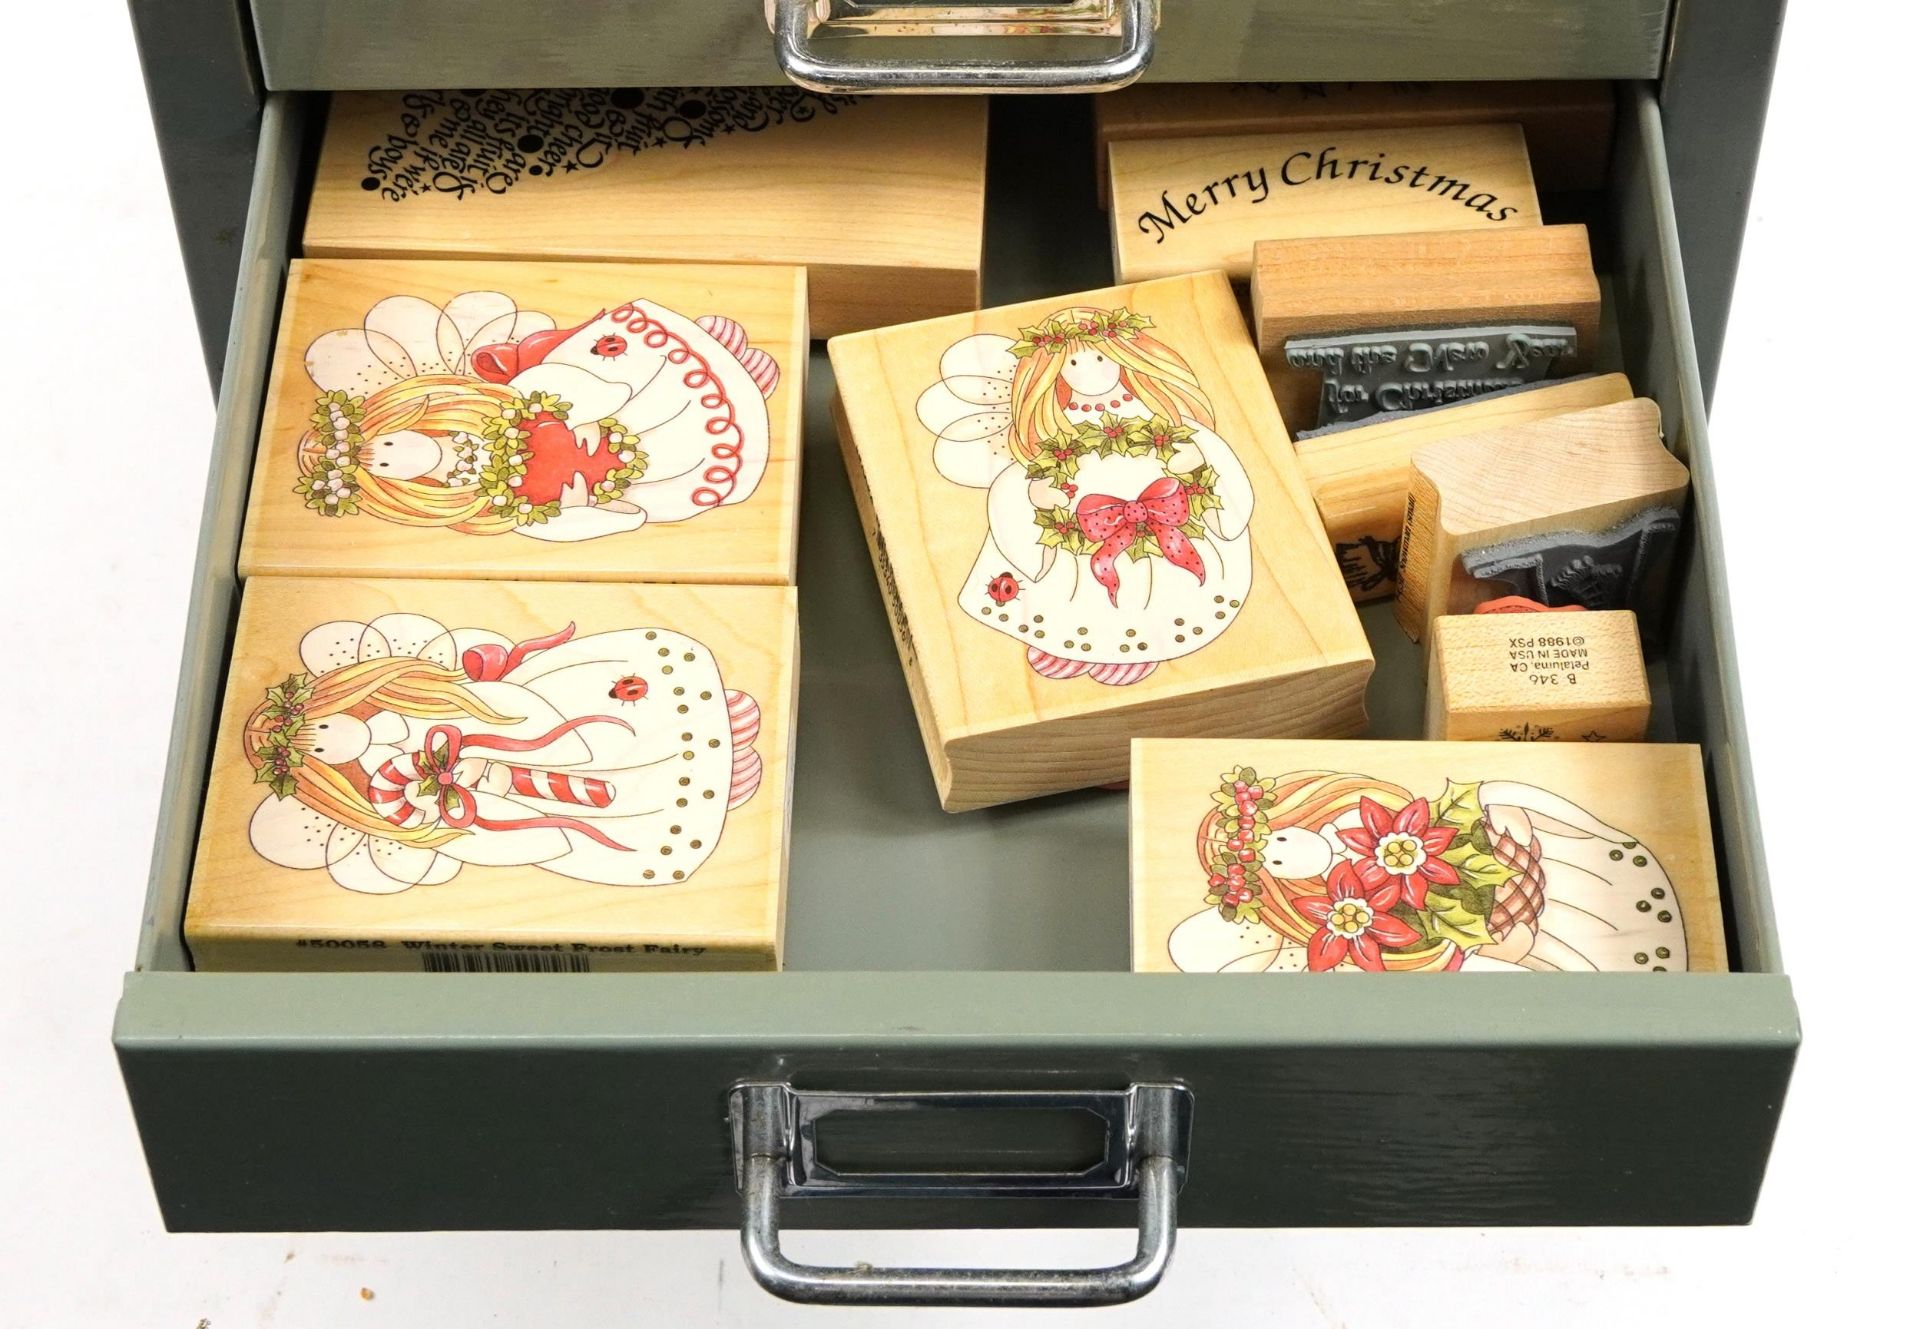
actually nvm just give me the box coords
[1610,86,1783,976]
[247,0,1670,90]
[132,93,304,975]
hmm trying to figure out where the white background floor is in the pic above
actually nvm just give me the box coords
[2,3,1907,1324]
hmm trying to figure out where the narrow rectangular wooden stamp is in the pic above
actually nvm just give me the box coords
[1109,123,1542,284]
[1298,373,1634,602]
[184,577,797,972]
[1395,398,1691,641]
[1425,608,1651,742]
[829,272,1374,812]
[239,258,805,586]
[1250,225,1602,432]
[1130,738,1725,974]
[1094,81,1616,202]
[305,89,986,337]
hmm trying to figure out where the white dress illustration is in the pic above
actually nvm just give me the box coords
[1169,778,1690,973]
[247,614,763,893]
[914,307,1256,686]
[302,291,779,542]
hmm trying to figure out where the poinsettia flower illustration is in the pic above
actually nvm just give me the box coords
[1338,796,1459,910]
[1299,861,1425,971]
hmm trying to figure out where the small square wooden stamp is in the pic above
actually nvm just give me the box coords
[1395,398,1691,641]
[239,258,805,586]
[185,577,797,972]
[1109,123,1542,284]
[1250,225,1602,432]
[1130,738,1725,974]
[1298,373,1634,602]
[1094,81,1616,203]
[1425,608,1651,742]
[305,89,986,336]
[829,272,1374,812]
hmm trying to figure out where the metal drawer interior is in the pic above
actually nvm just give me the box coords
[116,81,1797,1234]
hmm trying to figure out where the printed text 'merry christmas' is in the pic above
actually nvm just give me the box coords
[1137,144,1525,245]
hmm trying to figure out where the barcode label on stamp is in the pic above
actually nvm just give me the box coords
[418,949,592,974]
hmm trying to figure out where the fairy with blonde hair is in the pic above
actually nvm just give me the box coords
[298,289,781,543]
[244,613,765,893]
[916,305,1255,685]
[1166,767,1693,973]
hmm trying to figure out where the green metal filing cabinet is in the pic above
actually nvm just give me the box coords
[118,0,1796,1307]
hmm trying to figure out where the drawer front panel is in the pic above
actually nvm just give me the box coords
[117,83,1798,1233]
[119,970,1795,1231]
[249,1,1673,90]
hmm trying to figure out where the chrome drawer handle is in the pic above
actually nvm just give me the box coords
[730,1082,1190,1307]
[771,0,1157,94]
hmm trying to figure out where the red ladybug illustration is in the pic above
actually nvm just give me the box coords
[985,572,1019,605]
[608,674,649,703]
[591,334,629,359]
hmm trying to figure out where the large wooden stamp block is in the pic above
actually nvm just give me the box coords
[1130,738,1726,974]
[1425,609,1651,742]
[1395,398,1690,641]
[239,258,805,586]
[305,89,986,337]
[1094,81,1616,202]
[1298,373,1634,602]
[829,272,1375,812]
[185,577,798,972]
[1109,123,1542,284]
[1250,225,1602,432]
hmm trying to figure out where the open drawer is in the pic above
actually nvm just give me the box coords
[115,80,1796,1254]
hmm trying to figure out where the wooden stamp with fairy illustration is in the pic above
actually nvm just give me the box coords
[183,577,798,973]
[238,257,805,586]
[1129,738,1725,975]
[829,272,1374,812]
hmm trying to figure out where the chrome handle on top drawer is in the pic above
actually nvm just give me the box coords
[730,1082,1192,1307]
[769,0,1158,93]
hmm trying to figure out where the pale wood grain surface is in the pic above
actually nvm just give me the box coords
[829,272,1373,812]
[1109,123,1541,283]
[1396,398,1690,640]
[1425,609,1651,741]
[1093,80,1617,202]
[240,258,805,585]
[1251,224,1602,431]
[1130,737,1725,974]
[185,578,797,971]
[305,92,986,337]
[1298,374,1634,602]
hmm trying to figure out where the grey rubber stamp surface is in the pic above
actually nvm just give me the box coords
[1285,324,1579,428]
[1460,506,1682,620]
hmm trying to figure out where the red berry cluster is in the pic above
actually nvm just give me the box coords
[1208,779,1266,909]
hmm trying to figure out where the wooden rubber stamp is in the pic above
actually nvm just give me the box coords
[1394,398,1690,641]
[1425,609,1651,742]
[1108,123,1542,284]
[828,272,1374,812]
[1284,323,1578,430]
[1251,225,1602,432]
[304,89,986,337]
[1094,81,1616,203]
[1130,738,1725,974]
[239,258,805,586]
[184,577,797,972]
[1297,373,1634,602]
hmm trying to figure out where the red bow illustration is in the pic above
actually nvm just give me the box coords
[418,718,634,851]
[1074,476,1207,606]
